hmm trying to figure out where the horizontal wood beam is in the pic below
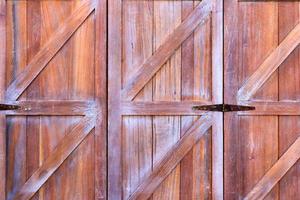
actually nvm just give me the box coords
[244,137,300,200]
[128,113,213,200]
[121,0,212,101]
[11,115,96,200]
[1,100,97,116]
[5,0,96,101]
[237,23,300,101]
[237,101,300,116]
[121,101,211,116]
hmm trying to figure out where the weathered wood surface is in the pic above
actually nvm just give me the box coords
[4,1,106,200]
[225,1,300,200]
[5,0,96,101]
[121,0,212,101]
[109,0,222,199]
[129,114,213,200]
[0,0,6,199]
[3,100,97,116]
[11,115,96,200]
[244,137,300,200]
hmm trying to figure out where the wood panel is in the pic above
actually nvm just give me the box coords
[109,0,222,199]
[225,1,300,199]
[0,0,6,199]
[4,0,106,200]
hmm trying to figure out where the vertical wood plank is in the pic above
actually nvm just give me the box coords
[239,3,279,200]
[0,0,6,199]
[94,0,107,199]
[278,2,300,199]
[6,1,28,199]
[152,1,181,199]
[180,2,195,200]
[25,2,41,200]
[224,1,279,200]
[122,1,153,199]
[108,0,122,199]
[211,0,223,199]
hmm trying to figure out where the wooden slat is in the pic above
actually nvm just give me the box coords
[121,0,212,101]
[128,113,213,200]
[108,0,122,199]
[5,0,96,101]
[244,137,300,200]
[237,22,300,101]
[11,115,96,200]
[2,100,97,116]
[94,0,107,199]
[0,1,6,199]
[211,0,224,199]
[237,101,300,116]
[121,101,210,116]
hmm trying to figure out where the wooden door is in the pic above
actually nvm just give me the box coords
[0,0,107,200]
[108,0,223,199]
[225,1,300,200]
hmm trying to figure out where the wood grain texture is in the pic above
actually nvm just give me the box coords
[121,101,209,116]
[238,101,300,116]
[224,2,280,200]
[3,100,97,116]
[5,0,96,101]
[4,1,105,200]
[121,0,212,101]
[108,0,122,199]
[237,16,300,101]
[244,137,300,200]
[0,0,6,199]
[129,113,213,200]
[94,0,107,199]
[11,115,96,200]
[121,1,153,199]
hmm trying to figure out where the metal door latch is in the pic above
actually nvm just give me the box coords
[192,104,255,112]
[0,103,20,111]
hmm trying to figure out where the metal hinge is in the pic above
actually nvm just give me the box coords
[192,104,255,112]
[0,103,20,111]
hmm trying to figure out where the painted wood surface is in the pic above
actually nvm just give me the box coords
[225,1,300,200]
[3,0,106,200]
[109,0,223,199]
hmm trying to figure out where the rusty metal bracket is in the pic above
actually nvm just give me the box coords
[192,104,255,112]
[0,103,20,111]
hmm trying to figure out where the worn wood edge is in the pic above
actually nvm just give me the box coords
[244,137,300,200]
[107,0,122,199]
[121,0,212,101]
[128,113,213,200]
[1,100,98,116]
[237,101,300,116]
[5,0,96,101]
[0,0,6,199]
[94,0,107,199]
[237,23,300,101]
[10,115,97,200]
[121,101,211,116]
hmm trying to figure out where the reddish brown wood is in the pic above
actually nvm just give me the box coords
[237,21,300,101]
[129,114,213,200]
[12,115,96,200]
[238,101,300,116]
[108,0,122,199]
[4,1,106,200]
[0,1,6,199]
[94,0,107,199]
[121,101,210,116]
[5,0,96,101]
[244,137,300,200]
[121,0,212,101]
[3,101,97,116]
